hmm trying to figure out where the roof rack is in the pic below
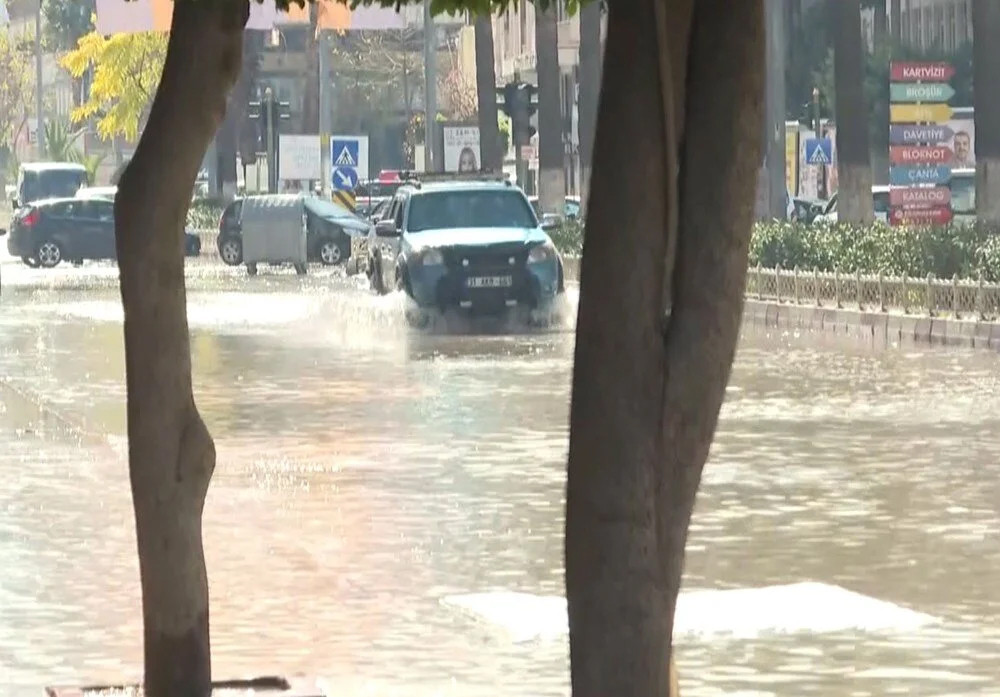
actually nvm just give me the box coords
[397,170,510,188]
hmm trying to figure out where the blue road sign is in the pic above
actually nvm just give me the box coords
[889,164,952,186]
[331,138,360,168]
[889,124,954,146]
[805,138,833,165]
[332,166,359,191]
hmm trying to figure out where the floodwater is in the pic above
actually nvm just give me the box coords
[2,255,1000,696]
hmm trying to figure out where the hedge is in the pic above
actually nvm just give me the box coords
[187,197,226,230]
[549,220,1000,283]
[749,221,1000,282]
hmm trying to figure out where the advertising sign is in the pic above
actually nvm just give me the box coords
[888,145,953,165]
[890,61,956,82]
[889,206,953,226]
[889,186,951,208]
[443,126,482,173]
[278,135,321,181]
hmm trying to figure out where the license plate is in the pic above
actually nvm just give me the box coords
[467,275,512,288]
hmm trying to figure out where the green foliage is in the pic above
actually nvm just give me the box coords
[188,197,226,230]
[549,218,584,256]
[43,117,86,161]
[551,218,1000,282]
[43,0,95,52]
[0,32,33,152]
[61,29,167,141]
[749,221,1000,282]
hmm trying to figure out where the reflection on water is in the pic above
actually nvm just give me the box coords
[2,258,1000,696]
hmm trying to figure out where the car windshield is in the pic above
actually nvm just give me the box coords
[407,189,537,232]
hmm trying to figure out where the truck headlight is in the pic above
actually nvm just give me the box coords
[528,242,557,263]
[417,248,443,266]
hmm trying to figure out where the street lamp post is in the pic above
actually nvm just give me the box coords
[35,0,44,158]
[423,0,437,172]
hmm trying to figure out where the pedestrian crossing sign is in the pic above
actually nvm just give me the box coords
[332,139,359,167]
[805,138,833,166]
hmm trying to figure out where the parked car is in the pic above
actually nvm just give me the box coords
[814,186,891,224]
[216,194,369,267]
[528,195,582,220]
[7,196,200,268]
[792,196,827,224]
[10,162,87,210]
[363,177,565,319]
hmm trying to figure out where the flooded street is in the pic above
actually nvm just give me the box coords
[2,256,1000,697]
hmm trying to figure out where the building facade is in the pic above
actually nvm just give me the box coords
[487,2,606,195]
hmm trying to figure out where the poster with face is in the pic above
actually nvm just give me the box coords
[947,119,974,168]
[443,126,482,173]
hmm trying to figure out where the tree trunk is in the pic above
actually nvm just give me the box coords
[831,0,873,224]
[890,0,901,44]
[301,3,320,135]
[534,3,565,216]
[565,1,763,696]
[873,0,887,48]
[474,14,502,172]
[577,0,602,215]
[973,0,1000,223]
[113,0,248,694]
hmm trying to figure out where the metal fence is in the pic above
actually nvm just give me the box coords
[745,266,1000,320]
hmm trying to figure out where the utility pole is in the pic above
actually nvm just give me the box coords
[265,87,275,193]
[813,86,827,200]
[35,0,44,158]
[319,30,331,196]
[765,0,787,219]
[423,0,437,172]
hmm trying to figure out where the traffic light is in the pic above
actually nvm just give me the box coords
[247,89,291,154]
[498,81,538,148]
[248,88,291,192]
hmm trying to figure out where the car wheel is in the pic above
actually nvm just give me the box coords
[36,240,63,268]
[246,262,257,276]
[22,256,39,268]
[318,237,343,266]
[219,236,242,266]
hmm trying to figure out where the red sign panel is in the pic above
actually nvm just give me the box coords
[889,186,952,208]
[889,145,953,165]
[890,61,956,82]
[890,206,953,226]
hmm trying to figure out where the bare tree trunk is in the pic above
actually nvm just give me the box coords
[831,0,874,224]
[534,3,565,216]
[565,0,763,696]
[891,0,901,43]
[301,3,320,134]
[973,0,1000,223]
[113,0,248,694]
[474,13,502,171]
[873,0,887,48]
[577,0,602,215]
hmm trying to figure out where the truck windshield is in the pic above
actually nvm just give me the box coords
[407,190,537,232]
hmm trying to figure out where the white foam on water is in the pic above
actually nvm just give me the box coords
[441,582,939,644]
